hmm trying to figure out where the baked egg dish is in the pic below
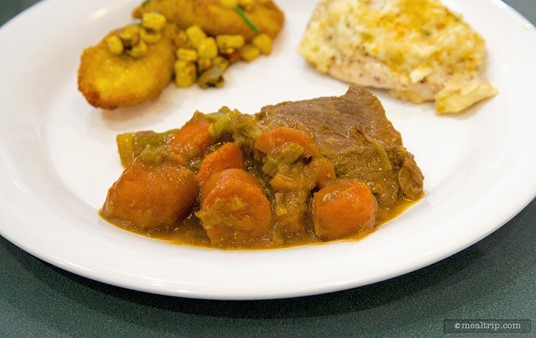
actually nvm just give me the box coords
[299,0,497,114]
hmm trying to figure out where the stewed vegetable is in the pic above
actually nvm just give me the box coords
[101,86,424,249]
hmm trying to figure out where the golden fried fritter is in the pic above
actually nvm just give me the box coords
[132,0,285,42]
[78,24,179,110]
[78,1,284,110]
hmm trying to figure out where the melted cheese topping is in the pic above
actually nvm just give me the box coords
[300,0,497,113]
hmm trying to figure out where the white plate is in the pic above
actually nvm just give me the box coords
[1,0,535,300]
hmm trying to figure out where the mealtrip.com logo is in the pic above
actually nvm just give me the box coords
[444,319,531,334]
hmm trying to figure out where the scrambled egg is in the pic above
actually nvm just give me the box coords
[299,0,497,114]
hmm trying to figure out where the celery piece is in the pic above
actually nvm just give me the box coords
[262,156,278,177]
[116,129,178,167]
[139,146,167,165]
[261,143,305,176]
[116,133,135,168]
[208,112,235,139]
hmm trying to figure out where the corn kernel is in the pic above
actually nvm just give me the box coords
[216,35,245,51]
[224,50,242,64]
[141,13,167,31]
[197,37,218,59]
[219,0,238,8]
[240,44,260,62]
[197,57,212,72]
[106,35,124,55]
[212,56,229,69]
[119,25,141,47]
[185,25,207,48]
[140,28,162,44]
[174,60,197,87]
[174,30,188,48]
[176,48,198,62]
[252,33,272,55]
[129,41,148,58]
[197,66,225,88]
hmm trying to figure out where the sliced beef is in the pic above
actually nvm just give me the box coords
[257,85,424,221]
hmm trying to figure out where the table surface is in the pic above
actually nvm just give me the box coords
[1,1,535,337]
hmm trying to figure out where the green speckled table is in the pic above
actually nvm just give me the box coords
[1,1,535,337]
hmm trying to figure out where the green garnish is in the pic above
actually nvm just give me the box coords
[234,6,261,34]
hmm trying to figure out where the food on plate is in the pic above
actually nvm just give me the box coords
[299,0,497,114]
[168,113,215,159]
[196,142,244,187]
[78,21,179,110]
[102,157,199,230]
[197,168,273,246]
[132,0,285,42]
[101,85,424,249]
[312,180,377,241]
[258,85,424,215]
[78,0,284,110]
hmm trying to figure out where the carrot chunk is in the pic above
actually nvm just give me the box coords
[309,157,336,188]
[197,142,244,188]
[101,158,198,231]
[169,114,214,159]
[312,179,377,241]
[254,127,317,157]
[197,168,272,247]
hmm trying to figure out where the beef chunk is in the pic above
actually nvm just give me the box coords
[258,85,424,221]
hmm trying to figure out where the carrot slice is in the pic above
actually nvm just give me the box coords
[309,157,336,188]
[197,142,244,188]
[101,158,198,231]
[169,114,214,159]
[312,179,377,241]
[254,127,317,157]
[197,168,272,247]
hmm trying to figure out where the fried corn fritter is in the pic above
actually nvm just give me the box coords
[78,0,284,110]
[78,24,179,110]
[132,0,285,42]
